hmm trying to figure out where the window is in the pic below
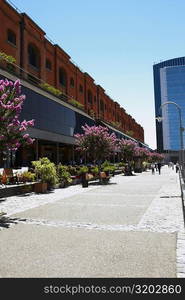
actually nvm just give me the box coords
[28,44,40,68]
[7,29,16,46]
[70,77,75,87]
[87,90,93,104]
[46,58,52,70]
[94,96,96,103]
[100,99,104,111]
[79,84,83,93]
[59,68,67,86]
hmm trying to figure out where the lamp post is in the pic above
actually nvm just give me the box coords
[156,101,184,178]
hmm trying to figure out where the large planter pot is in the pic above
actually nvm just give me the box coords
[34,182,47,193]
[81,173,88,188]
[105,170,110,176]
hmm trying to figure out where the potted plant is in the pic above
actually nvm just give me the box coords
[101,161,116,176]
[21,171,36,183]
[90,166,99,177]
[57,164,72,188]
[32,157,58,193]
[78,166,88,187]
[67,165,76,175]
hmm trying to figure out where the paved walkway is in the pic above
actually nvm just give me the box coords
[0,166,185,277]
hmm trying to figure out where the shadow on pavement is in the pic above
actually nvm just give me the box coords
[0,213,27,229]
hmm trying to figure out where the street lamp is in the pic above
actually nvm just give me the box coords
[156,101,185,177]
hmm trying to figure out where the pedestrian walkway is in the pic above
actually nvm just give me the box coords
[0,165,184,277]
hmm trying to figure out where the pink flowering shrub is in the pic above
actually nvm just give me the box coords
[0,78,35,151]
[74,124,117,162]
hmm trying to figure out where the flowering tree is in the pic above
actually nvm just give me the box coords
[118,139,138,175]
[133,146,151,172]
[134,147,151,161]
[0,78,35,153]
[119,139,137,163]
[74,124,117,163]
[149,152,164,163]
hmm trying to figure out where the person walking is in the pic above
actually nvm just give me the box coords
[157,162,162,175]
[151,163,155,175]
[176,163,179,173]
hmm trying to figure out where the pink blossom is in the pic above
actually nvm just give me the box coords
[0,78,35,152]
[26,137,34,144]
[26,119,35,126]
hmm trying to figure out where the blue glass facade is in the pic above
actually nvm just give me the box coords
[153,57,185,152]
[20,85,95,138]
[161,66,185,150]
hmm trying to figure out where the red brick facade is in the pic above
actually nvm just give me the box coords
[0,0,144,142]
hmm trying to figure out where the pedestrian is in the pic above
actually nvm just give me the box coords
[151,163,155,175]
[157,162,162,175]
[176,163,179,173]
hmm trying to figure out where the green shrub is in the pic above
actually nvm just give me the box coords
[40,83,62,97]
[90,166,99,174]
[67,165,77,176]
[69,98,84,109]
[32,157,58,186]
[118,162,125,167]
[102,165,116,172]
[100,161,116,173]
[78,166,88,174]
[101,160,111,168]
[0,52,16,64]
[57,164,72,183]
[21,171,36,182]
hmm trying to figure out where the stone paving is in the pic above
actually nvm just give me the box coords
[0,165,185,277]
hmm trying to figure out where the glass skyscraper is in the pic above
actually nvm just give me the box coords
[153,57,185,153]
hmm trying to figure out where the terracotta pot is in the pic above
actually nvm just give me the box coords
[34,182,47,193]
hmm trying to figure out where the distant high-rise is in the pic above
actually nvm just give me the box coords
[153,57,185,153]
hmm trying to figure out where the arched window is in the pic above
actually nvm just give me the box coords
[28,43,40,68]
[87,90,93,104]
[59,68,67,87]
[7,29,16,45]
[70,77,74,87]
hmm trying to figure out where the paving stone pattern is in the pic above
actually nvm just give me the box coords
[0,166,185,278]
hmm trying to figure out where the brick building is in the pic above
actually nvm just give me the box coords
[0,0,146,166]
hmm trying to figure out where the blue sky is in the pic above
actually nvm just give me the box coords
[9,0,185,149]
